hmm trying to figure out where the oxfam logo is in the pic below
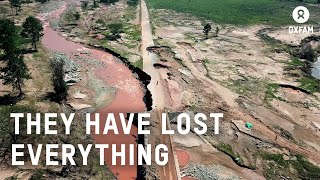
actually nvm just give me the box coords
[292,6,310,24]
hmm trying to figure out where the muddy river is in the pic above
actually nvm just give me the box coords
[39,3,145,180]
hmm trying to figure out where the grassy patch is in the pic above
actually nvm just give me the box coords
[258,151,320,180]
[259,151,288,167]
[298,76,320,93]
[133,58,143,69]
[290,154,320,180]
[290,56,304,67]
[266,83,280,99]
[229,77,266,96]
[146,0,320,25]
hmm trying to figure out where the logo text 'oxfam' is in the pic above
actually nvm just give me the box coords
[289,6,313,34]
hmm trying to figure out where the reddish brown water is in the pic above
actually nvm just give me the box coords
[39,4,145,180]
[176,149,190,168]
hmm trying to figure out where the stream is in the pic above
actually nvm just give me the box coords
[38,2,146,180]
[312,56,320,79]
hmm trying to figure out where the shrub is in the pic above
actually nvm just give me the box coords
[50,58,68,103]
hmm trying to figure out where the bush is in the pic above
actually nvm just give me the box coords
[100,0,119,4]
[74,11,81,20]
[50,58,68,103]
[107,23,124,40]
[127,0,139,6]
[300,44,316,62]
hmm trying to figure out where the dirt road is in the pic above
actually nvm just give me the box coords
[140,0,180,179]
[140,0,165,110]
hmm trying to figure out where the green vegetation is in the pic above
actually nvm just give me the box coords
[0,19,31,95]
[146,0,320,25]
[127,0,139,6]
[107,23,124,40]
[266,83,280,99]
[61,6,79,23]
[259,30,320,94]
[216,143,244,166]
[258,152,320,180]
[50,58,68,103]
[259,151,288,167]
[0,19,19,58]
[21,16,43,50]
[75,11,81,20]
[290,56,304,67]
[133,59,143,69]
[2,53,31,95]
[298,77,320,93]
[29,169,45,180]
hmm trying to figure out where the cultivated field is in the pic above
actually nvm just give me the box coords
[147,0,320,25]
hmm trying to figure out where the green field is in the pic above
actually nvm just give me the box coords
[146,0,320,25]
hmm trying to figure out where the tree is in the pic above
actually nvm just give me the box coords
[9,0,21,15]
[50,59,68,102]
[107,23,124,40]
[203,23,212,39]
[0,19,19,61]
[1,53,31,95]
[21,16,43,50]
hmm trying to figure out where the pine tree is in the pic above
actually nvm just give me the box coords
[0,19,19,60]
[21,16,43,50]
[1,53,31,95]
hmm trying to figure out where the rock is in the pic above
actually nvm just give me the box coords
[68,102,92,110]
[64,72,81,86]
[73,92,87,99]
[48,166,63,173]
[178,68,194,78]
[95,34,106,40]
[69,33,77,37]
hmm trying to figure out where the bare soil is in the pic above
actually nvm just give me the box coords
[149,8,320,179]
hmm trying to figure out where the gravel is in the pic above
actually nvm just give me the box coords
[51,52,81,86]
[181,164,241,180]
